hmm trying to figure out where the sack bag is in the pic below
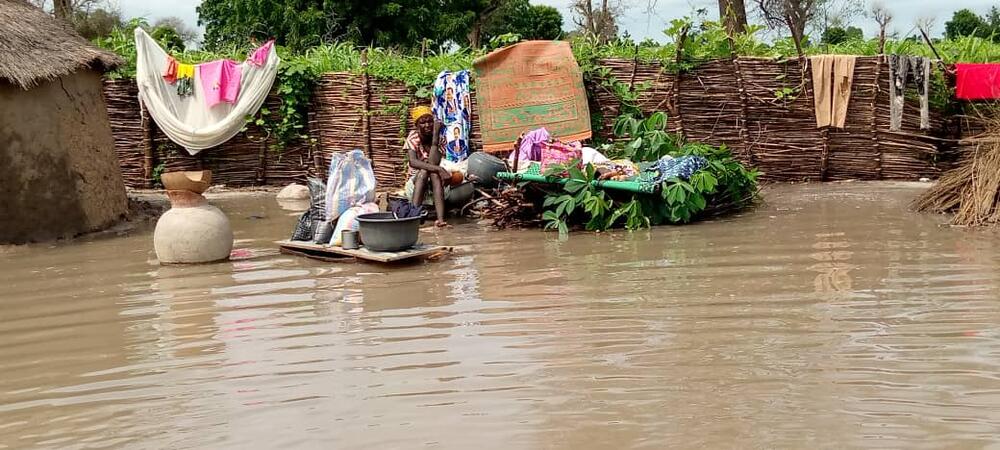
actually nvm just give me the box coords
[291,210,313,241]
[313,220,335,244]
[325,149,377,221]
[306,177,327,221]
[329,203,380,246]
[540,141,583,175]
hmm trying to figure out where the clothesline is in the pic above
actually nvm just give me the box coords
[134,28,281,155]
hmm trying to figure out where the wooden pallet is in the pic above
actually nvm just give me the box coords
[276,240,451,263]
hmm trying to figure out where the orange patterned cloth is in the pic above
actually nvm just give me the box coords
[473,41,592,152]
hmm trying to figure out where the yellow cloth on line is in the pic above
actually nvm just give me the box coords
[810,55,856,128]
[176,63,195,79]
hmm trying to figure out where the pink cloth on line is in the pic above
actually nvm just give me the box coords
[198,59,243,107]
[248,41,274,66]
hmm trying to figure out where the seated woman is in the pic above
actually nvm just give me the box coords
[403,106,451,227]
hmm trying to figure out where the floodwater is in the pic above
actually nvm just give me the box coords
[3,183,1000,449]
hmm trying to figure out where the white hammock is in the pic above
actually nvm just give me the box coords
[134,28,281,155]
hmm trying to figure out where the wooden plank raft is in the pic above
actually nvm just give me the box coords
[276,240,451,263]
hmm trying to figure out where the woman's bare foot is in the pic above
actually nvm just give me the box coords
[435,219,450,228]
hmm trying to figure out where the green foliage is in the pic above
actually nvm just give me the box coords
[482,0,564,43]
[151,162,167,187]
[606,112,677,161]
[821,26,863,45]
[72,7,125,41]
[945,8,999,42]
[256,56,318,150]
[150,25,186,53]
[542,112,758,236]
[197,0,447,52]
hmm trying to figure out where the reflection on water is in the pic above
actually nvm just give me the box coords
[3,182,1000,448]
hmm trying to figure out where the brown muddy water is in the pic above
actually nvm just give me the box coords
[3,182,1000,449]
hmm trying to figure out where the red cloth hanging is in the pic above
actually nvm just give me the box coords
[163,56,178,84]
[955,63,1000,100]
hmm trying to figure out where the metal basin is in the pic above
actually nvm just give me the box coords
[446,181,475,207]
[467,152,507,187]
[355,212,420,252]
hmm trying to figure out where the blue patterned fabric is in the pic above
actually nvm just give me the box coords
[432,70,472,162]
[648,155,708,183]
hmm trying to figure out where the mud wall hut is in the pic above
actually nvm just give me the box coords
[0,0,127,243]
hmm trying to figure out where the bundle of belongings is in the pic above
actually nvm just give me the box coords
[506,126,707,184]
[134,28,280,154]
[291,150,422,245]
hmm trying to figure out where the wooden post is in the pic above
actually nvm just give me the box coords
[820,127,830,181]
[727,33,754,166]
[141,106,154,188]
[257,142,267,185]
[805,57,829,181]
[313,145,324,177]
[871,56,884,179]
[732,58,754,166]
[671,25,690,141]
[361,49,373,161]
[627,43,639,91]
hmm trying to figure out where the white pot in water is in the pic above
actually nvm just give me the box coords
[154,190,233,264]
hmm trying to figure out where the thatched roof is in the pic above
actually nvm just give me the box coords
[0,0,123,90]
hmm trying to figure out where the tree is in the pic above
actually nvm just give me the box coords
[944,8,995,41]
[571,0,621,43]
[718,0,748,36]
[152,17,199,46]
[820,25,861,44]
[869,3,891,53]
[752,0,861,45]
[198,0,445,52]
[29,0,123,39]
[72,6,124,40]
[437,0,505,48]
[482,0,563,43]
[753,0,817,46]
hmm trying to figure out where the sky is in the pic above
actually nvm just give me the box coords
[118,0,998,45]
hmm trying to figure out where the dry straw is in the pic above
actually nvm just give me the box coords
[914,106,1000,226]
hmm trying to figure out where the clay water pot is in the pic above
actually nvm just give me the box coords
[153,189,233,264]
[161,170,212,194]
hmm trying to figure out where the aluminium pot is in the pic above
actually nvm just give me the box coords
[355,212,421,252]
[466,152,507,188]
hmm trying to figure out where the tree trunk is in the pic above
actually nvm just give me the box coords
[585,0,595,38]
[468,22,482,48]
[786,0,809,45]
[719,0,747,36]
[598,0,611,42]
[53,0,72,19]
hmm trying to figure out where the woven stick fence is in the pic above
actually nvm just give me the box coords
[104,56,951,189]
[590,56,950,181]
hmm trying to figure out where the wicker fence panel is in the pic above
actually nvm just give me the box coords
[737,58,824,180]
[102,79,147,188]
[309,72,366,177]
[103,57,954,188]
[823,57,881,181]
[677,60,746,159]
[873,58,944,180]
[369,79,413,189]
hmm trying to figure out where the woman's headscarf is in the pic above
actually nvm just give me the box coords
[410,106,432,123]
